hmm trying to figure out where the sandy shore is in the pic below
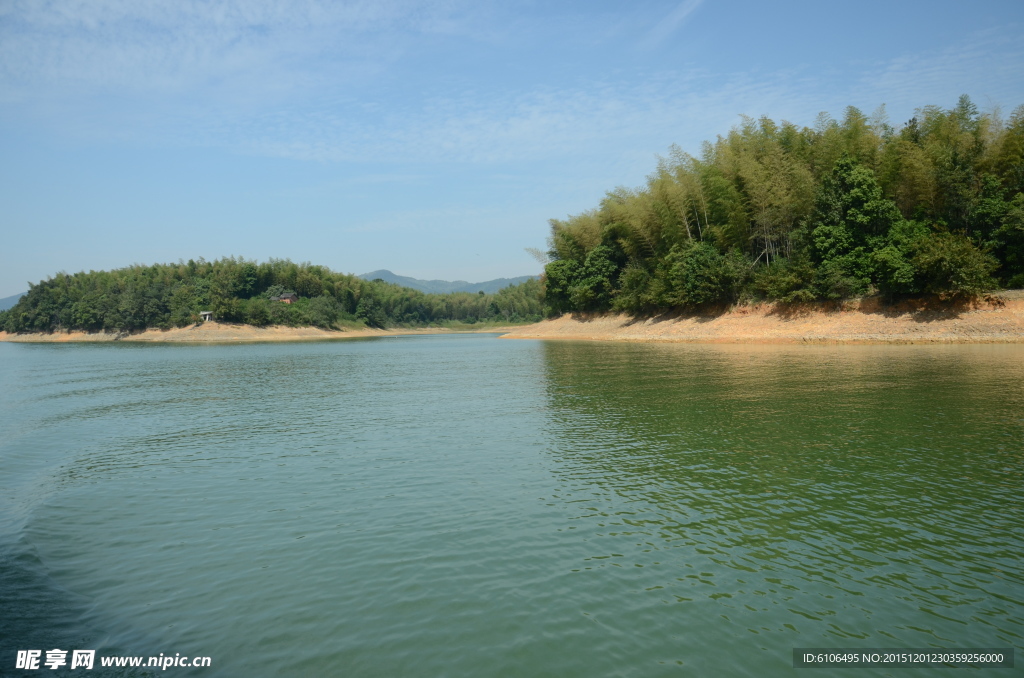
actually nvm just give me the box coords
[499,292,1024,344]
[0,322,519,344]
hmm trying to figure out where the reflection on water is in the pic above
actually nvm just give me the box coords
[0,339,1021,677]
[539,342,1023,667]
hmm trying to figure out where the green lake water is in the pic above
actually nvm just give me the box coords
[1,335,1021,677]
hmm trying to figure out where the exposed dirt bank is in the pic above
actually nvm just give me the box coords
[6,294,1023,345]
[0,322,519,344]
[499,291,1024,344]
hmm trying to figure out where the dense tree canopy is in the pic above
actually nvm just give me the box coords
[0,258,543,333]
[543,97,1022,314]
[6,98,1021,333]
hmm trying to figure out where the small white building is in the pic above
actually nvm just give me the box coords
[200,311,213,322]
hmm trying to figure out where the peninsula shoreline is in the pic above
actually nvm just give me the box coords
[498,292,1024,344]
[3,292,1023,345]
[0,322,522,344]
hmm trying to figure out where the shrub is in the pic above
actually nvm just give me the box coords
[913,231,997,296]
[752,257,816,302]
[662,242,734,306]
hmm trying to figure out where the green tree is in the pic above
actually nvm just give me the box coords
[661,241,735,306]
[913,231,997,296]
[992,193,1024,286]
[568,245,620,311]
[808,156,904,297]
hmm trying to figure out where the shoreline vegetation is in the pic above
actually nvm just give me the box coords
[0,259,546,336]
[2,97,1023,345]
[501,290,1024,344]
[539,97,1024,318]
[4,291,1022,344]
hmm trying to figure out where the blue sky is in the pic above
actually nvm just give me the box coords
[1,0,1023,297]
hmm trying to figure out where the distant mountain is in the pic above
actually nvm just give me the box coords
[0,292,25,311]
[358,270,538,295]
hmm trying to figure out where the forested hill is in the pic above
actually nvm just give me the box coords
[358,270,538,295]
[0,259,544,333]
[6,97,1022,335]
[543,96,1024,314]
[0,293,25,311]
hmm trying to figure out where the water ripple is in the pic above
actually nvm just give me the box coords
[0,339,1021,677]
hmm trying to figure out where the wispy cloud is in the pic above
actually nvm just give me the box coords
[643,0,703,49]
[0,0,474,100]
[848,27,1024,118]
[1,2,1021,172]
[216,28,1024,167]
